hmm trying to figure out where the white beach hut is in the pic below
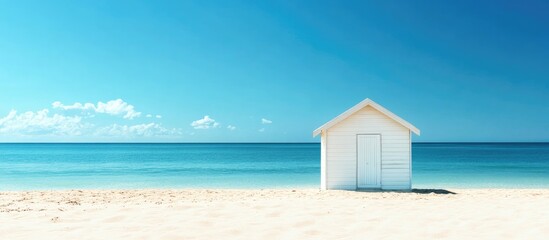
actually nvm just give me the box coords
[313,98,420,190]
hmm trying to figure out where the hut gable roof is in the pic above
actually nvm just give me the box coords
[313,98,420,137]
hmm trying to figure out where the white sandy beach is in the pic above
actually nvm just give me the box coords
[1,189,547,239]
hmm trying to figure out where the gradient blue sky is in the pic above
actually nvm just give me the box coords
[1,0,548,142]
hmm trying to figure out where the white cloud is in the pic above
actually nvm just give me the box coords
[95,123,180,137]
[258,128,265,132]
[52,101,95,111]
[0,109,86,136]
[191,116,220,129]
[95,99,141,119]
[227,125,236,131]
[261,118,272,124]
[52,99,141,119]
[146,114,162,119]
[1,102,178,139]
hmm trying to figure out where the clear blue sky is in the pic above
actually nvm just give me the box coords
[0,0,548,142]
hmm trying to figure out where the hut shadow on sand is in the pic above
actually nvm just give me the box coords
[411,189,456,194]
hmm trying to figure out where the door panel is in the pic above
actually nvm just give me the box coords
[357,135,381,188]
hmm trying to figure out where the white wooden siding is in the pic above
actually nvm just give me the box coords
[320,133,327,190]
[325,105,411,190]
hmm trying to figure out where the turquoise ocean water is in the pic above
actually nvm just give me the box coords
[0,143,548,190]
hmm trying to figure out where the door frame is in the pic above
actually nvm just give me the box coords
[356,134,382,190]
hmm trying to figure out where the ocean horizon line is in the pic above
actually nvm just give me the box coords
[0,141,548,144]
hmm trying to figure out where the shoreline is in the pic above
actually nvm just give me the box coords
[2,186,548,192]
[1,189,548,239]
